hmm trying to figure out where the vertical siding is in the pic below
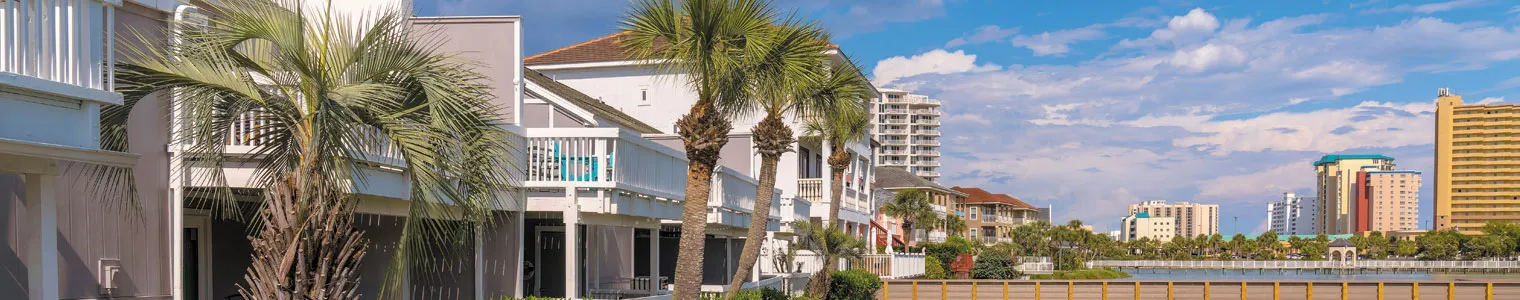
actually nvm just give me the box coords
[481,212,522,298]
[411,17,521,125]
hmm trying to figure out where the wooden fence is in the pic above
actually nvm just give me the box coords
[879,280,1520,300]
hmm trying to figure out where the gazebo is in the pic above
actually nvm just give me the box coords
[1327,238,1358,266]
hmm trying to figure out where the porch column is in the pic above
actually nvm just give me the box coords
[564,190,580,299]
[868,221,877,253]
[24,174,58,300]
[820,146,833,224]
[648,228,660,293]
[724,236,734,284]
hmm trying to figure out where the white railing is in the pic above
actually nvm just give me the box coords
[918,160,940,167]
[524,128,688,200]
[931,203,947,215]
[223,109,405,166]
[917,171,941,177]
[882,119,909,124]
[1087,260,1520,269]
[797,178,823,204]
[880,149,908,155]
[913,119,940,125]
[861,253,926,279]
[1,0,117,91]
[878,129,907,134]
[781,196,811,223]
[915,129,940,135]
[912,109,940,115]
[914,139,941,146]
[789,253,846,274]
[711,166,779,217]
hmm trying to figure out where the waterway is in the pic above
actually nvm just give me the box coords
[1113,268,1520,281]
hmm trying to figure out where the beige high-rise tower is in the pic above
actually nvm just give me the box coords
[1314,155,1395,234]
[871,88,942,181]
[1127,200,1218,237]
[1435,89,1520,233]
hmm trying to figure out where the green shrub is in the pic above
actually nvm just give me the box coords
[1029,268,1131,280]
[827,269,883,300]
[728,287,789,300]
[923,237,974,267]
[971,255,1022,279]
[924,255,947,279]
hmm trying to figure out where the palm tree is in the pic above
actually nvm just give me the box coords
[620,0,780,297]
[879,189,942,244]
[110,1,513,298]
[795,220,866,297]
[797,90,870,296]
[725,21,848,294]
[800,86,872,225]
[944,214,968,237]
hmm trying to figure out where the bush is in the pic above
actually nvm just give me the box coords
[1054,253,1086,271]
[828,269,883,300]
[924,255,947,279]
[1029,268,1131,280]
[728,287,789,300]
[971,255,1022,279]
[923,237,974,267]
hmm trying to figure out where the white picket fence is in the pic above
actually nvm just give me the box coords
[762,252,926,279]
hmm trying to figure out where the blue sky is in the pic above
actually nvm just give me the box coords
[416,0,1520,234]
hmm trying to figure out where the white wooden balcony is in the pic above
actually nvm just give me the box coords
[523,127,779,227]
[1,0,124,151]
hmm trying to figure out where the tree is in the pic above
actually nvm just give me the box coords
[725,14,842,295]
[944,214,968,237]
[1416,230,1467,260]
[798,89,871,294]
[111,1,516,298]
[621,0,784,296]
[1394,239,1419,258]
[880,189,941,243]
[795,221,866,297]
[1467,235,1515,259]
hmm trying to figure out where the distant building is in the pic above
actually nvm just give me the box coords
[1107,230,1123,240]
[951,187,1041,244]
[1435,89,1520,233]
[1127,200,1218,238]
[1267,192,1319,235]
[1120,212,1175,241]
[1314,154,1397,234]
[1354,169,1422,232]
[871,88,943,181]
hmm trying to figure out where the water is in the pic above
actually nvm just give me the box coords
[1112,268,1520,281]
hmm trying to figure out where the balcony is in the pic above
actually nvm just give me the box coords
[914,140,941,146]
[523,128,780,228]
[880,149,909,155]
[916,161,941,167]
[914,129,940,136]
[878,128,907,134]
[2,0,125,151]
[881,109,908,114]
[931,203,947,216]
[880,160,908,166]
[913,119,940,126]
[881,118,909,124]
[912,109,941,116]
[914,150,940,156]
[916,171,941,177]
[883,139,908,145]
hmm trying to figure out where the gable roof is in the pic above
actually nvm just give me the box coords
[525,31,842,66]
[874,166,963,196]
[951,186,1037,209]
[522,67,663,134]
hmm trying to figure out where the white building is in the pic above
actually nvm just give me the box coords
[1119,212,1174,241]
[1127,200,1218,238]
[871,88,941,181]
[1267,192,1320,235]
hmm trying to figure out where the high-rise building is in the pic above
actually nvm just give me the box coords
[1314,154,1396,234]
[1127,200,1219,238]
[1120,212,1175,241]
[871,88,942,181]
[1267,192,1319,235]
[1353,169,1422,232]
[1435,89,1520,233]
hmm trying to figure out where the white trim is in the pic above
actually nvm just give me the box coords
[1,72,123,105]
[526,59,662,71]
[523,80,598,126]
[0,137,137,168]
[514,19,523,126]
[24,174,59,300]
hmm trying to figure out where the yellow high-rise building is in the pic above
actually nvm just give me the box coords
[1435,89,1520,233]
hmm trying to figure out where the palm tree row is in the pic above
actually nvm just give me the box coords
[620,0,873,298]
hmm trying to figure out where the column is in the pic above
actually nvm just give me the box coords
[25,174,58,300]
[564,190,580,299]
[820,145,833,224]
[474,223,484,300]
[724,237,734,284]
[648,228,660,293]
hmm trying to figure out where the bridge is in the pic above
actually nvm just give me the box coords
[1088,260,1520,272]
[879,280,1520,300]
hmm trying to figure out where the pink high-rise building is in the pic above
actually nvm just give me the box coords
[1354,168,1422,232]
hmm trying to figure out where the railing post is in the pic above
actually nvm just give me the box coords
[1486,283,1493,300]
[1273,282,1280,300]
[1342,282,1348,300]
[1134,282,1140,300]
[1068,282,1074,300]
[1448,282,1454,300]
[1167,282,1174,300]
[1035,282,1041,300]
[1241,282,1247,300]
[1003,282,1009,300]
[942,281,947,300]
[1103,282,1109,300]
[885,281,890,300]
[1307,282,1313,299]
[1204,282,1210,300]
[1412,282,1419,300]
[913,281,919,300]
[972,282,977,300]
[1378,282,1384,300]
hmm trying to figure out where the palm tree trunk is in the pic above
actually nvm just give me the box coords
[725,116,792,297]
[725,154,780,295]
[826,148,850,228]
[238,170,367,300]
[671,104,731,300]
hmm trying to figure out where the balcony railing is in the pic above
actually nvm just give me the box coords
[2,0,117,92]
[780,196,811,223]
[224,109,405,167]
[881,118,909,124]
[798,178,823,205]
[916,171,941,177]
[916,160,940,167]
[878,129,907,134]
[914,129,940,135]
[913,119,939,125]
[912,109,940,115]
[914,150,940,156]
[930,204,947,215]
[524,127,690,200]
[914,140,941,146]
[881,109,907,114]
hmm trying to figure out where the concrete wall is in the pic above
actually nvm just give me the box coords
[412,16,521,125]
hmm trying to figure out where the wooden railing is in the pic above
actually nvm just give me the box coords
[879,280,1518,300]
[524,127,688,200]
[1,0,118,91]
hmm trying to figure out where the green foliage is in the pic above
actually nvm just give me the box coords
[1029,268,1131,280]
[1394,239,1419,257]
[924,255,948,279]
[1416,230,1468,260]
[827,270,882,300]
[922,236,975,267]
[728,288,790,300]
[971,254,1023,279]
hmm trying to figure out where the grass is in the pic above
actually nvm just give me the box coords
[1029,268,1132,280]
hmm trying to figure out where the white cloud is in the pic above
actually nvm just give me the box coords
[1155,8,1221,41]
[1009,26,1107,56]
[1478,97,1505,104]
[1362,0,1487,14]
[871,49,1001,86]
[1132,101,1436,155]
[945,25,1020,48]
[1168,43,1248,73]
[1197,161,1314,198]
[1494,76,1520,90]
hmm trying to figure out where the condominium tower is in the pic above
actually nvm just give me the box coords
[1120,212,1175,241]
[1314,154,1396,234]
[871,88,942,181]
[1354,169,1422,232]
[1435,89,1520,233]
[1267,192,1319,235]
[1127,200,1219,237]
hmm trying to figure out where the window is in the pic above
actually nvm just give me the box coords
[639,85,651,105]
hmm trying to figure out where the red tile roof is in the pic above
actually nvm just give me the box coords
[951,186,1037,209]
[524,31,842,66]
